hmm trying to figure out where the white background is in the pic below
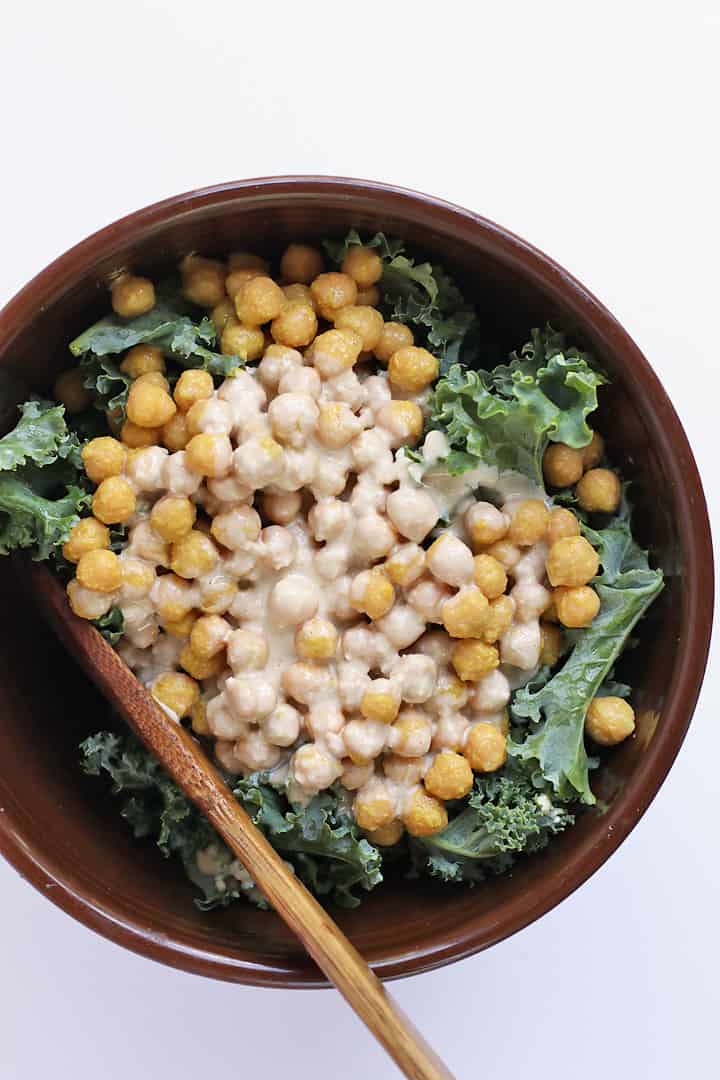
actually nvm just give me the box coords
[2,3,718,1078]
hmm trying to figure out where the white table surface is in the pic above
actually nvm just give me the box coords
[2,3,718,1077]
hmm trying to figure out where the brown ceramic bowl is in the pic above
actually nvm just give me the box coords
[0,177,712,987]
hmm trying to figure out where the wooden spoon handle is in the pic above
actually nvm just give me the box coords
[30,562,454,1080]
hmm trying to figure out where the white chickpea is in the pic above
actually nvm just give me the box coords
[256,345,303,391]
[512,581,551,621]
[232,436,284,489]
[310,460,350,499]
[268,392,319,448]
[261,490,302,525]
[341,760,375,790]
[407,578,453,623]
[432,713,470,752]
[282,662,336,706]
[163,450,203,497]
[306,701,345,740]
[316,402,362,449]
[376,604,426,650]
[308,498,351,542]
[215,740,242,774]
[388,708,433,757]
[218,368,267,410]
[388,654,437,703]
[426,532,475,587]
[206,474,253,504]
[292,744,342,793]
[226,627,269,671]
[415,629,455,667]
[383,755,426,785]
[225,675,277,721]
[127,520,169,567]
[210,505,261,550]
[513,541,549,584]
[186,397,233,436]
[385,487,440,543]
[321,369,367,411]
[471,668,511,713]
[352,512,398,562]
[222,548,259,579]
[342,625,394,670]
[337,660,372,710]
[363,374,392,411]
[329,576,355,622]
[350,476,388,516]
[269,573,319,627]
[122,600,159,649]
[278,365,322,399]
[277,447,318,491]
[126,446,169,493]
[260,525,297,571]
[233,730,282,771]
[342,718,388,764]
[206,694,249,739]
[263,703,302,748]
[500,621,542,670]
[229,586,265,622]
[351,428,391,470]
[314,542,350,581]
[67,581,115,620]
[465,501,509,547]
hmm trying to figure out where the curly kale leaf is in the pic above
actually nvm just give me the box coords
[92,606,125,645]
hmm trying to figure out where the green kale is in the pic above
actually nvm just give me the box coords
[92,606,124,645]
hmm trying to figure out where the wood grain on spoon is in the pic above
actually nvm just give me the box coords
[29,561,455,1080]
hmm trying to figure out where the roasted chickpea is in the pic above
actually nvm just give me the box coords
[224,267,265,299]
[366,820,404,846]
[390,709,433,757]
[585,696,635,745]
[81,437,126,483]
[173,369,214,413]
[472,554,507,599]
[233,276,285,326]
[341,245,383,288]
[181,257,226,307]
[295,617,339,662]
[547,506,581,545]
[309,328,363,379]
[159,610,195,640]
[576,468,621,513]
[480,595,516,644]
[280,243,324,284]
[119,557,155,599]
[260,490,302,525]
[227,251,269,272]
[220,320,265,360]
[442,587,489,638]
[354,791,396,832]
[334,306,384,351]
[119,345,166,379]
[53,369,92,414]
[227,627,269,671]
[581,431,605,470]
[152,672,200,719]
[425,751,473,800]
[190,614,230,659]
[76,548,121,592]
[483,539,523,571]
[161,412,190,451]
[465,502,509,547]
[452,639,500,682]
[310,272,358,318]
[185,433,233,478]
[270,300,317,347]
[540,622,564,666]
[121,420,161,448]
[111,274,155,318]
[349,569,395,620]
[388,346,439,393]
[546,535,600,587]
[151,495,197,542]
[374,321,413,364]
[92,476,136,524]
[178,644,225,681]
[403,789,448,837]
[506,499,550,546]
[375,400,424,445]
[170,529,219,579]
[384,543,426,587]
[211,299,236,334]
[126,380,176,429]
[554,585,601,627]
[464,722,507,772]
[543,442,585,487]
[361,680,401,725]
[62,517,110,563]
[316,402,361,449]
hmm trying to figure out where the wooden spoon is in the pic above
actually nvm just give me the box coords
[28,561,455,1080]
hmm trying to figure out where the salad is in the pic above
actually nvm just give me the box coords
[0,232,664,909]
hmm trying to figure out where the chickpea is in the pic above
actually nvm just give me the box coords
[375,400,424,446]
[547,506,581,545]
[352,512,399,562]
[384,543,426,587]
[543,442,584,487]
[407,578,453,624]
[283,282,316,307]
[465,502,509,547]
[441,587,490,638]
[66,579,113,620]
[185,433,233,478]
[386,488,439,544]
[227,627,269,671]
[295,617,339,662]
[349,569,395,620]
[483,540,521,571]
[309,328,363,379]
[119,557,155,600]
[264,703,302,748]
[152,672,199,719]
[554,585,601,627]
[270,301,318,348]
[198,576,237,615]
[120,345,165,379]
[361,680,401,725]
[62,517,110,563]
[425,750,473,801]
[512,581,551,622]
[388,346,439,394]
[220,320,265,360]
[211,298,236,334]
[186,398,232,437]
[282,662,337,706]
[280,243,324,284]
[121,420,161,448]
[540,622,564,666]
[311,271,358,317]
[390,709,433,758]
[224,267,265,298]
[581,430,605,470]
[179,645,225,681]
[353,789,396,832]
[415,629,455,667]
[134,371,170,392]
[341,246,383,288]
[464,722,507,772]
[227,251,269,272]
[126,380,176,429]
[161,412,190,451]
[334,306,384,352]
[366,820,404,846]
[111,274,155,318]
[278,366,322,399]
[481,594,516,644]
[233,435,284,489]
[170,529,219,579]
[92,476,136,524]
[150,495,196,542]
[269,573,319,627]
[269,392,320,448]
[315,401,361,449]
[452,639,499,682]
[576,468,621,513]
[162,611,197,638]
[374,321,413,364]
[471,668,511,713]
[377,604,426,651]
[173,369,214,413]
[75,548,121,593]
[403,789,448,837]
[179,256,224,307]
[189,614,230,659]
[234,276,285,326]
[356,285,381,307]
[427,533,475,588]
[506,499,549,546]
[585,696,635,746]
[151,573,196,623]
[258,490,299,526]
[472,554,507,599]
[546,535,600,587]
[190,700,210,736]
[53,368,92,414]
[292,744,341,792]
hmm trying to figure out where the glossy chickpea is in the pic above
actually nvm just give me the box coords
[66,579,113,620]
[481,595,516,644]
[426,533,475,588]
[79,437,125,484]
[581,431,605,470]
[210,505,261,549]
[425,751,473,800]
[366,820,404,846]
[547,506,581,545]
[173,369,214,413]
[585,696,635,746]
[543,443,584,487]
[151,672,200,719]
[260,490,301,525]
[442,587,490,638]
[375,400,424,446]
[309,328,363,379]
[92,476,136,524]
[283,282,316,308]
[224,267,265,299]
[554,585,601,627]
[384,543,426,587]
[111,274,155,318]
[349,569,395,620]
[189,614,230,659]
[121,420,161,448]
[170,529,219,579]
[388,346,439,393]
[390,709,433,757]
[280,243,324,284]
[211,299,236,335]
[119,345,166,379]
[546,535,600,587]
[341,246,383,288]
[233,276,285,326]
[270,574,319,628]
[178,644,225,681]
[152,573,195,623]
[150,495,196,542]
[220,319,265,360]
[403,789,448,837]
[576,468,621,513]
[316,402,361,449]
[126,380,176,429]
[227,251,269,273]
[161,412,190,451]
[465,502,509,547]
[62,517,110,563]
[540,622,565,666]
[182,257,226,307]
[75,548,121,593]
[53,368,92,414]
[310,272,358,319]
[334,306,384,351]
[361,680,401,725]
[185,433,233,478]
[295,617,339,662]
[353,790,396,832]
[472,554,507,599]
[507,499,550,546]
[374,321,413,364]
[464,722,507,772]
[270,301,317,347]
[227,627,269,671]
[119,557,155,599]
[452,639,500,682]
[198,576,237,615]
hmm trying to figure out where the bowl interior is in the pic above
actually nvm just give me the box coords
[0,179,711,985]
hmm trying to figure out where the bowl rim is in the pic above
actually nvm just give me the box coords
[0,175,713,987]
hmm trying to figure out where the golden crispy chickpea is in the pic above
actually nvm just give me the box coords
[162,611,198,639]
[190,700,210,736]
[361,681,401,725]
[543,597,559,624]
[170,529,219,579]
[374,321,413,364]
[540,622,564,666]
[227,251,269,273]
[349,569,395,620]
[375,400,424,445]
[185,432,233,477]
[384,544,426,587]
[554,585,601,627]
[585,696,635,746]
[354,791,396,832]
[388,346,439,394]
[576,468,621,513]
[220,319,265,360]
[316,402,361,449]
[270,300,318,347]
[120,420,161,448]
[133,372,170,394]
[224,267,265,298]
[161,412,190,451]
[81,437,127,483]
[309,327,363,379]
[452,639,500,682]
[53,368,92,414]
[543,443,585,488]
[211,298,236,335]
[111,274,155,318]
[199,577,237,616]
[153,573,195,623]
[403,788,448,837]
[173,369,214,413]
[581,431,605,470]
[233,276,285,326]
[481,595,516,644]
[442,587,490,639]
[365,820,404,846]
[76,548,122,593]
[119,345,166,379]
[472,554,507,599]
[119,557,155,599]
[283,282,316,308]
[341,246,383,288]
[546,535,600,587]
[178,645,225,681]
[280,243,324,284]
[62,517,110,563]
[425,750,473,800]
[152,672,200,719]
[190,614,230,659]
[464,722,507,772]
[356,285,381,307]
[334,306,384,352]
[295,617,339,662]
[260,490,301,525]
[182,257,226,307]
[310,272,358,318]
[151,495,197,542]
[126,380,176,429]
[507,499,550,546]
[547,506,581,545]
[465,502,509,547]
[92,476,136,524]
